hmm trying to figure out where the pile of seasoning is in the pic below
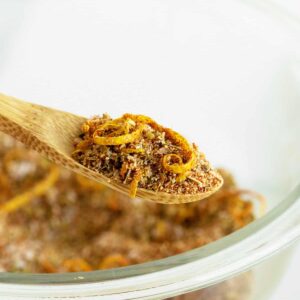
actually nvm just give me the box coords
[72,114,222,197]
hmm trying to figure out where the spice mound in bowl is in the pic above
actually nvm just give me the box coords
[0,133,262,299]
[0,133,259,273]
[72,114,222,198]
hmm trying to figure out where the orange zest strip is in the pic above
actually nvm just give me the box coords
[0,166,59,214]
[63,258,92,272]
[75,139,94,150]
[129,169,143,198]
[99,254,129,270]
[214,188,267,217]
[93,123,144,145]
[162,152,196,175]
[121,148,145,154]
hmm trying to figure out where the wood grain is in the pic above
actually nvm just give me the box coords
[0,93,222,204]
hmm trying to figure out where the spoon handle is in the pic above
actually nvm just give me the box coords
[0,93,39,145]
[0,92,86,162]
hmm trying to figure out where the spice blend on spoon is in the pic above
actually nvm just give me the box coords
[72,114,222,198]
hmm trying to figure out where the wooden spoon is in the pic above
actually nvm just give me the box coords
[0,92,223,204]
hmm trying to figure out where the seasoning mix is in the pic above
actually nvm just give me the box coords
[0,132,263,299]
[72,114,222,197]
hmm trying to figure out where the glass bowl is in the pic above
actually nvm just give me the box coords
[0,0,299,299]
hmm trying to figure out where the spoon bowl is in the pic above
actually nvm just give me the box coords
[0,93,223,204]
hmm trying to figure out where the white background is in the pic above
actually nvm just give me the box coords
[249,2,300,298]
